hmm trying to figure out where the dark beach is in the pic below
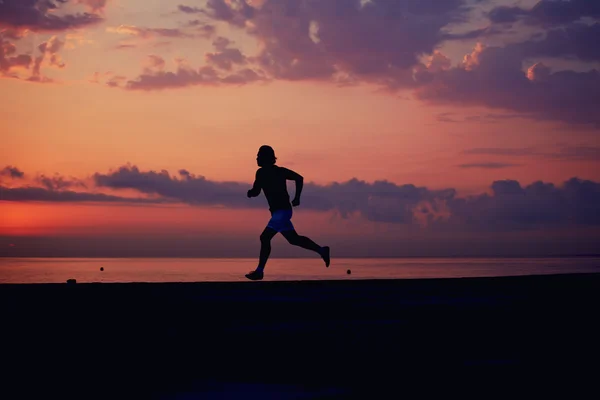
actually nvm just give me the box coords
[2,273,599,399]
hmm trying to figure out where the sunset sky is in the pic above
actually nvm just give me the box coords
[1,0,599,257]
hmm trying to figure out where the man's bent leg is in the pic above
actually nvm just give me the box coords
[281,229,330,267]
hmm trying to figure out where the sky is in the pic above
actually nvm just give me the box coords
[1,0,599,257]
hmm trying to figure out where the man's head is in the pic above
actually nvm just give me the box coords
[257,145,277,167]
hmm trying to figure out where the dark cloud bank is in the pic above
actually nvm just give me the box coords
[3,164,600,232]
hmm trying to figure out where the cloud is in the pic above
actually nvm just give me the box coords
[115,43,137,50]
[194,23,217,38]
[436,112,458,123]
[456,163,522,169]
[35,173,87,191]
[2,31,69,83]
[462,145,600,162]
[106,74,127,87]
[90,164,600,229]
[93,164,253,208]
[122,50,265,90]
[166,0,599,128]
[202,0,255,27]
[122,61,213,89]
[488,0,600,27]
[185,19,204,27]
[463,147,536,156]
[0,38,32,75]
[77,0,109,13]
[0,0,103,32]
[4,164,600,231]
[205,36,247,70]
[436,112,528,124]
[441,25,509,41]
[89,70,123,84]
[413,41,600,127]
[107,22,217,43]
[0,185,169,204]
[123,0,479,90]
[549,145,600,161]
[1,166,25,179]
[464,113,527,123]
[512,22,600,63]
[445,178,600,229]
[29,35,66,82]
[153,41,172,48]
[201,0,474,85]
[106,25,195,39]
[0,28,27,40]
[91,164,457,224]
[91,0,600,129]
[178,4,203,14]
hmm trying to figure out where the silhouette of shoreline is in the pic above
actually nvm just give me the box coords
[2,273,599,398]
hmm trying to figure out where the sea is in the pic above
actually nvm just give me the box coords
[1,256,599,284]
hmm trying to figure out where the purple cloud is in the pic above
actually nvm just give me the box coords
[107,25,197,39]
[0,165,25,179]
[92,0,600,128]
[29,35,66,82]
[187,0,600,127]
[115,44,137,50]
[414,41,600,127]
[91,164,456,224]
[509,22,600,62]
[463,147,537,156]
[0,0,103,32]
[195,23,217,38]
[205,37,247,70]
[0,185,168,204]
[77,0,109,12]
[201,0,473,85]
[445,178,600,229]
[35,173,87,191]
[178,4,203,14]
[93,164,252,208]
[1,38,32,75]
[457,163,522,169]
[123,49,265,90]
[463,145,600,162]
[550,145,600,161]
[488,0,600,27]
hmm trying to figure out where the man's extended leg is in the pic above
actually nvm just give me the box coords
[257,227,277,271]
[281,229,330,267]
[246,227,277,280]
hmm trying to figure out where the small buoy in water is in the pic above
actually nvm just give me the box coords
[100,267,104,271]
[347,269,351,275]
[67,279,76,284]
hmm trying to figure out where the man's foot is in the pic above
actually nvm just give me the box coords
[320,246,330,267]
[245,269,264,281]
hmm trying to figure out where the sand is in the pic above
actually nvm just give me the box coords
[2,273,599,399]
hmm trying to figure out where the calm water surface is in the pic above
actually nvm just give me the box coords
[1,257,599,283]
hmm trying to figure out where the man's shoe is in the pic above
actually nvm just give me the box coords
[245,270,264,281]
[321,246,330,268]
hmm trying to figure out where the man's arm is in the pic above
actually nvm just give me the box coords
[247,170,262,198]
[282,168,303,205]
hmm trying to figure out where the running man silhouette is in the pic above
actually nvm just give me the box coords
[245,145,330,280]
